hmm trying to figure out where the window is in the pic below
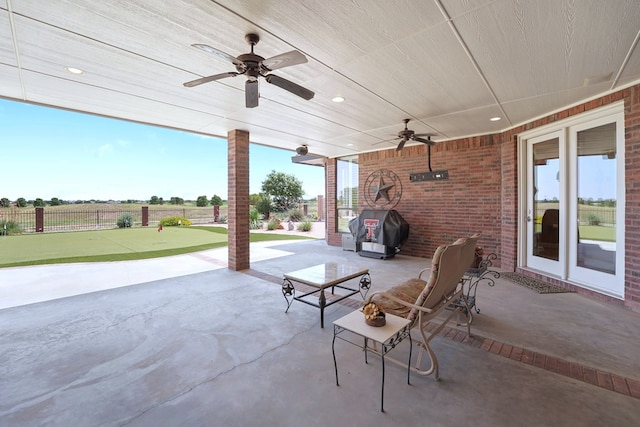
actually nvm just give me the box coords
[336,155,358,233]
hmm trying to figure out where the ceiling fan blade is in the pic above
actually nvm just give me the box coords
[183,72,239,87]
[264,74,314,100]
[372,137,400,146]
[413,136,436,145]
[262,50,308,71]
[246,80,259,108]
[413,133,434,137]
[191,44,243,67]
[396,139,407,151]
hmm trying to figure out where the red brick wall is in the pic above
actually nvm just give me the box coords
[326,83,640,311]
[357,135,503,261]
[624,85,640,311]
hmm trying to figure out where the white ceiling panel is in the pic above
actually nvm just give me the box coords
[454,0,640,103]
[0,10,17,67]
[0,63,22,99]
[420,104,506,139]
[20,71,225,131]
[0,0,638,159]
[215,0,447,67]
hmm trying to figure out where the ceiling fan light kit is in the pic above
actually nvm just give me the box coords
[184,33,315,108]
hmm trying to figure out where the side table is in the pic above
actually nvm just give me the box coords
[332,310,412,412]
[460,253,500,315]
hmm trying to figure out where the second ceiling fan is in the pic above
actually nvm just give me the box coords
[389,119,436,151]
[183,33,314,108]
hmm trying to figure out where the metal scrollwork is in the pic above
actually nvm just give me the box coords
[359,273,372,298]
[460,253,500,315]
[282,278,295,312]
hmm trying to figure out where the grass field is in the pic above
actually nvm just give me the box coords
[0,226,312,268]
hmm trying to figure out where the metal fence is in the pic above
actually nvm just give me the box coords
[534,205,616,226]
[1,206,226,233]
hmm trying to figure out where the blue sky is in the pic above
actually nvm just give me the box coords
[0,98,324,201]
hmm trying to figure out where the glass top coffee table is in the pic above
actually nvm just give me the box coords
[282,262,371,328]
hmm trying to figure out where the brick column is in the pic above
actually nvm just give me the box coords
[325,158,342,246]
[228,129,250,271]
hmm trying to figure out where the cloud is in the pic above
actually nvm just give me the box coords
[117,139,130,147]
[98,144,114,157]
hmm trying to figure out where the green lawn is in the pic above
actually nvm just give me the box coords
[579,225,616,242]
[0,226,312,268]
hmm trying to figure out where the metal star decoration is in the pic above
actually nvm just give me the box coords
[373,176,394,202]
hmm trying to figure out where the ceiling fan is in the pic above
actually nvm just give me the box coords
[384,119,436,151]
[183,33,315,108]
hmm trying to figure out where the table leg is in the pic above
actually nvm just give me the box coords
[332,326,340,386]
[381,352,386,412]
[319,288,326,328]
[407,332,412,385]
[364,337,369,364]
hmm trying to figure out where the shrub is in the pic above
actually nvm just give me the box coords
[159,216,192,227]
[586,213,601,226]
[249,207,263,230]
[1,220,23,235]
[297,220,313,232]
[218,215,228,224]
[267,218,281,230]
[288,208,305,222]
[116,214,134,228]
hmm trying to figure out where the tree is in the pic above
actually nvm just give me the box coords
[0,198,9,208]
[16,197,27,208]
[170,197,184,205]
[150,196,160,205]
[50,197,61,206]
[196,195,209,207]
[211,194,223,206]
[261,170,304,211]
[33,198,45,207]
[253,193,271,218]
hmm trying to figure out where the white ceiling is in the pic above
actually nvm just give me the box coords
[1,0,639,158]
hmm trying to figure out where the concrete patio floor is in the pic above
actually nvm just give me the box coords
[1,238,639,426]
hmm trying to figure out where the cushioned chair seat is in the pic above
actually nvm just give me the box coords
[373,278,426,318]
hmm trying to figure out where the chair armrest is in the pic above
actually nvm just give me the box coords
[417,268,431,279]
[365,291,434,314]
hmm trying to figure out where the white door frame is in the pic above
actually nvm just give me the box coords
[517,102,625,299]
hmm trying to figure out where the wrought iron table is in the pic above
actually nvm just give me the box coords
[282,263,371,328]
[459,253,500,317]
[332,310,412,412]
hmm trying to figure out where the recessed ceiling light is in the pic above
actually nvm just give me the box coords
[347,143,353,146]
[65,67,84,75]
[490,116,501,122]
[331,96,345,103]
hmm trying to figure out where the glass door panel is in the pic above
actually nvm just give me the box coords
[526,132,563,275]
[576,123,616,275]
[568,117,623,298]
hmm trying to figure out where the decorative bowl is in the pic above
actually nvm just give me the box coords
[365,314,386,327]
